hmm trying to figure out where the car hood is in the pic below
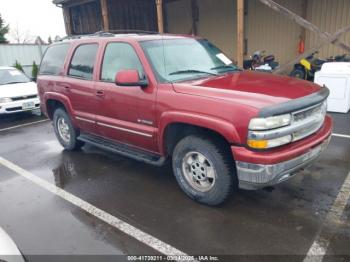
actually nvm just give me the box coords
[0,82,38,98]
[172,71,321,111]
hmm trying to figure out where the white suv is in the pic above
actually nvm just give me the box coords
[0,66,40,114]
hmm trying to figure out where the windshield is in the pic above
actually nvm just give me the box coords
[141,38,239,83]
[0,69,30,85]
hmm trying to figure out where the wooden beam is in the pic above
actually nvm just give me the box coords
[191,0,198,35]
[236,0,244,67]
[63,7,72,36]
[258,0,350,52]
[156,0,164,33]
[274,24,350,74]
[100,0,109,31]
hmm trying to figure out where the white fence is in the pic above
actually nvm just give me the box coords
[0,44,49,77]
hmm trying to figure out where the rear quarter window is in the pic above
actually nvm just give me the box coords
[39,44,70,75]
[68,44,98,80]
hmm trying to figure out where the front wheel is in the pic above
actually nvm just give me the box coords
[172,135,237,206]
[53,108,84,151]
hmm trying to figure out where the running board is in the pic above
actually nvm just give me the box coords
[78,134,166,166]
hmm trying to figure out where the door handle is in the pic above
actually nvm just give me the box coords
[57,83,70,91]
[96,90,105,97]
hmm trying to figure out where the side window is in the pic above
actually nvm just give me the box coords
[68,44,98,80]
[101,43,144,82]
[39,44,69,75]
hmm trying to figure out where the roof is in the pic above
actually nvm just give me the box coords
[52,0,70,4]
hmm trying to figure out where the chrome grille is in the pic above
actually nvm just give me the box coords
[291,103,326,141]
[292,103,323,123]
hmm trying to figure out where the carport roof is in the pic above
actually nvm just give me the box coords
[53,0,71,4]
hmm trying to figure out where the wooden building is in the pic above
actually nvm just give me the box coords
[53,0,350,70]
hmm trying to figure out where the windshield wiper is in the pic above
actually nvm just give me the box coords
[169,69,218,76]
[210,65,240,71]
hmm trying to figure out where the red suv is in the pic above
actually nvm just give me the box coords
[37,32,332,205]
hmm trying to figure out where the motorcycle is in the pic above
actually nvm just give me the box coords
[290,52,350,81]
[290,51,327,81]
[244,50,279,72]
[328,54,350,62]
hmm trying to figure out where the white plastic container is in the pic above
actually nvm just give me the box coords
[314,62,350,113]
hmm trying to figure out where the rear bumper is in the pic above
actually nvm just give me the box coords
[232,116,333,190]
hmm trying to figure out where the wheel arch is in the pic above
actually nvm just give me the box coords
[44,93,76,126]
[159,112,240,157]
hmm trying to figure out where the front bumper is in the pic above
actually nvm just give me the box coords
[233,116,333,190]
[0,98,40,114]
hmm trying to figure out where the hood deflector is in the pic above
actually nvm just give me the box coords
[258,86,329,117]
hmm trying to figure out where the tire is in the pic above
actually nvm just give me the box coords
[53,108,84,151]
[290,68,306,79]
[172,135,237,206]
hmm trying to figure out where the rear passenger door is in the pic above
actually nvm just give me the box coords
[94,42,158,152]
[64,43,99,135]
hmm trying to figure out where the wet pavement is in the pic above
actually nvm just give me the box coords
[0,112,349,261]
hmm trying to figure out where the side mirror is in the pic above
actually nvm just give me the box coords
[115,70,148,87]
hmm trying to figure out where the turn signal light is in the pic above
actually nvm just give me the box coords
[247,139,268,149]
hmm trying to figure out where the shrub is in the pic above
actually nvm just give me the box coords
[32,61,39,79]
[14,60,24,72]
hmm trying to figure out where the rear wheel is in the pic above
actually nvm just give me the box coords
[290,68,306,79]
[53,108,84,151]
[172,135,236,206]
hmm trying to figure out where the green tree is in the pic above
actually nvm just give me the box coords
[0,14,9,43]
[32,61,39,80]
[48,36,52,44]
[14,60,24,72]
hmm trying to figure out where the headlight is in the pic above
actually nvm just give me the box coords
[247,114,292,149]
[0,97,12,103]
[249,114,291,130]
[247,101,327,150]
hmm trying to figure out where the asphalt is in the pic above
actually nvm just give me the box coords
[0,111,349,262]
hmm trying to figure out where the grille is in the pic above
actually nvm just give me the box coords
[11,95,37,101]
[292,103,323,123]
[291,103,326,141]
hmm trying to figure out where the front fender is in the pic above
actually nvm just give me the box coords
[158,111,241,154]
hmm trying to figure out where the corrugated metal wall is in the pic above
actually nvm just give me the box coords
[246,0,303,64]
[197,0,237,59]
[70,0,103,34]
[166,0,304,63]
[165,0,350,65]
[165,0,237,59]
[306,0,350,59]
[108,0,158,31]
[165,0,193,34]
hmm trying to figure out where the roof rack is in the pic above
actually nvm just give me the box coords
[107,29,160,35]
[58,30,160,41]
